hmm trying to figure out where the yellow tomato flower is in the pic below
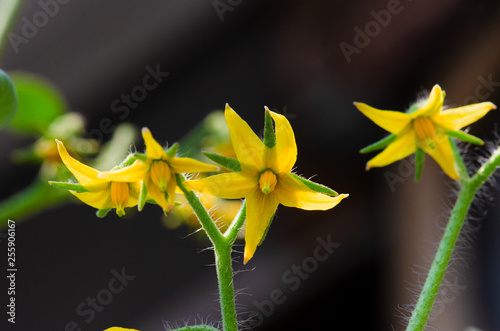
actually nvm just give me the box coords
[355,84,496,180]
[98,128,218,213]
[104,328,139,331]
[186,105,348,263]
[56,140,140,216]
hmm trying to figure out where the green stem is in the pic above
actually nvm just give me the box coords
[0,178,68,229]
[406,144,500,330]
[214,242,239,331]
[223,200,246,243]
[176,174,245,331]
[176,174,224,246]
[0,0,24,59]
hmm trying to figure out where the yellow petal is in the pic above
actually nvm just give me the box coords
[423,134,458,180]
[225,104,266,173]
[434,102,496,130]
[411,84,444,117]
[142,127,165,159]
[168,157,219,173]
[185,172,256,199]
[127,182,141,207]
[98,160,150,182]
[244,188,279,264]
[56,140,106,186]
[165,171,177,208]
[104,328,140,331]
[72,187,112,210]
[366,127,416,169]
[267,108,297,173]
[275,173,348,210]
[145,177,170,211]
[354,102,411,134]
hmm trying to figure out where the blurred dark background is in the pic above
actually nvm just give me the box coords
[1,0,500,330]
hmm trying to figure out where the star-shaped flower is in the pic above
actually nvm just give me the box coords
[55,140,140,216]
[355,84,496,180]
[186,105,348,263]
[98,128,218,213]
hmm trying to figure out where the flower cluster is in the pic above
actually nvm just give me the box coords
[54,127,218,217]
[51,105,347,262]
[355,84,496,180]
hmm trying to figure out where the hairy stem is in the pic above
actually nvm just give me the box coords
[176,174,245,331]
[406,144,500,330]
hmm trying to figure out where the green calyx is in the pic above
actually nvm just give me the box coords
[291,173,338,196]
[202,151,241,172]
[263,109,276,148]
[48,181,88,193]
[360,134,396,154]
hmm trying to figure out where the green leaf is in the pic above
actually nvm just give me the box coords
[202,151,241,172]
[446,130,484,145]
[360,134,396,153]
[96,208,111,218]
[8,72,67,136]
[0,69,17,128]
[291,173,338,196]
[48,181,88,193]
[414,148,425,182]
[263,109,276,148]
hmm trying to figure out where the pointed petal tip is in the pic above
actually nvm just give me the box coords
[243,248,254,264]
[431,84,442,94]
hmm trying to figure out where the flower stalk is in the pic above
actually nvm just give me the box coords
[176,174,245,331]
[406,141,500,331]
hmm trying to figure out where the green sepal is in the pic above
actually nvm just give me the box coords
[202,151,241,172]
[130,153,148,162]
[165,142,179,158]
[414,148,425,182]
[263,109,276,148]
[48,181,88,193]
[117,153,147,168]
[96,208,111,218]
[360,134,396,154]
[138,181,148,211]
[449,137,470,180]
[446,130,484,145]
[290,173,338,196]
